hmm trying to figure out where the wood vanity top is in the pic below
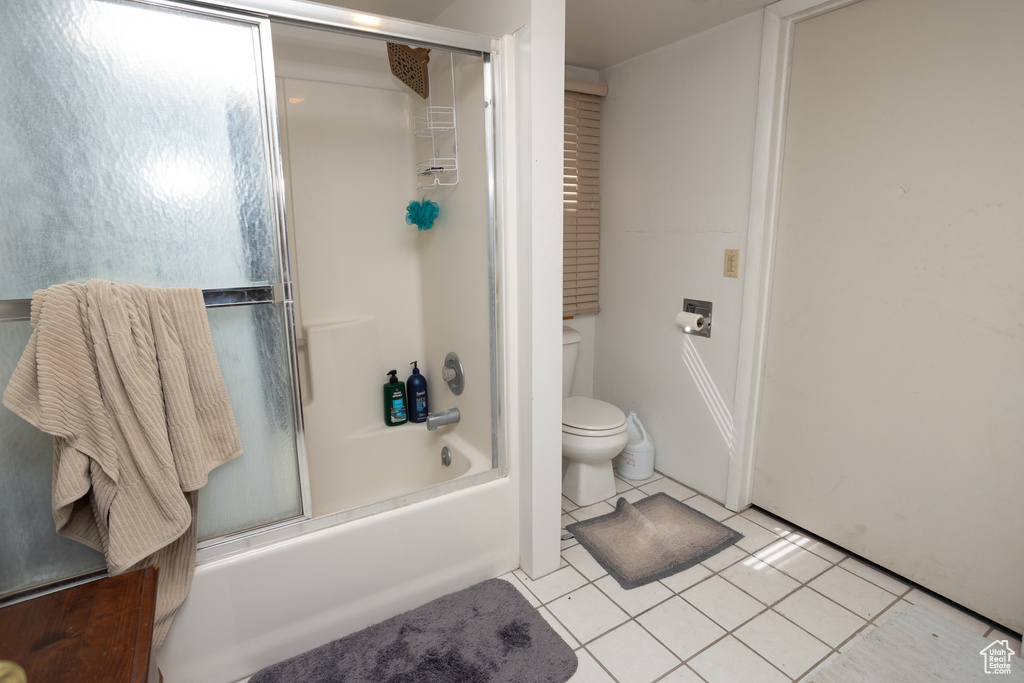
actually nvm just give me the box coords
[0,566,158,683]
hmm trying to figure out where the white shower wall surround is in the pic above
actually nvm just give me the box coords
[275,33,497,513]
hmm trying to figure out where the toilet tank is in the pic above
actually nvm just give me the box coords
[562,326,582,399]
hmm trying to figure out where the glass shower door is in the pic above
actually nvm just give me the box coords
[0,0,303,597]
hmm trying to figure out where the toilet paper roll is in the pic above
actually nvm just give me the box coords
[675,311,705,332]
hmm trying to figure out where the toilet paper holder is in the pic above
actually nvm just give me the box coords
[679,299,712,338]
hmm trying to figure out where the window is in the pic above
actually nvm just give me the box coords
[563,79,606,317]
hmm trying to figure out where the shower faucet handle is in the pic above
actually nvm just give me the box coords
[442,352,465,395]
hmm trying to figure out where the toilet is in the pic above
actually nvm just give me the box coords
[562,326,628,506]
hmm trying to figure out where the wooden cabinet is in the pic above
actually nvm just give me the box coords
[0,567,158,682]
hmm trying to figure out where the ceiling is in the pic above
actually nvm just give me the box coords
[318,0,775,71]
[564,0,775,70]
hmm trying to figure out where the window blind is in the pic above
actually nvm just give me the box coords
[564,88,603,317]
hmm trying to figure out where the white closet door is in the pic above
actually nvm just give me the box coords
[753,0,1024,632]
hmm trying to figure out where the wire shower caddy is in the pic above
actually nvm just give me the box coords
[415,52,458,190]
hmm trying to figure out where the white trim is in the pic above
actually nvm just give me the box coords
[564,76,608,97]
[497,31,524,562]
[726,0,863,511]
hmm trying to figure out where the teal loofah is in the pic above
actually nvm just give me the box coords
[406,197,440,231]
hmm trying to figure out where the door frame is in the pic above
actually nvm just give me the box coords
[726,0,863,511]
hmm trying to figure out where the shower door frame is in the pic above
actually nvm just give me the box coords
[0,0,315,603]
[93,0,320,558]
[190,1,507,563]
[0,0,505,590]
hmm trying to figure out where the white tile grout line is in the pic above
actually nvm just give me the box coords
[543,470,1013,683]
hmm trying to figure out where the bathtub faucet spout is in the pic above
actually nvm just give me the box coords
[426,407,460,431]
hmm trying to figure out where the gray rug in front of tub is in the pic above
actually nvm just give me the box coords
[566,493,742,589]
[248,578,578,683]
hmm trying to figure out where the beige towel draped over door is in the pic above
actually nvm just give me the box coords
[2,280,243,648]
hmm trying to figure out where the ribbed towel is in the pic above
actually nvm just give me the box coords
[2,280,243,648]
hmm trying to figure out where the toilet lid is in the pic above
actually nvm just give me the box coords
[562,396,627,431]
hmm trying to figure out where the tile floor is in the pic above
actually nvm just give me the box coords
[500,470,1022,683]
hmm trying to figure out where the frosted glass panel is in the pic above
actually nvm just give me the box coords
[0,323,105,597]
[0,0,278,299]
[199,304,302,539]
[0,304,302,595]
[0,0,302,598]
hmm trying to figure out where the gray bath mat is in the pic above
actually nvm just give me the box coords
[566,493,742,589]
[248,578,577,683]
[805,604,1024,682]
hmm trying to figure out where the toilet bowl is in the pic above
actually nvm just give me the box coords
[561,327,628,506]
[562,396,628,505]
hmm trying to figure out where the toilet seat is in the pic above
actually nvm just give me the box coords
[562,396,627,437]
[563,422,628,438]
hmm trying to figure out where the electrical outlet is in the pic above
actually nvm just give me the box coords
[724,249,740,278]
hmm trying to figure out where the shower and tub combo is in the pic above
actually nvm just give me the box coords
[273,17,502,518]
[0,2,516,681]
[169,13,512,681]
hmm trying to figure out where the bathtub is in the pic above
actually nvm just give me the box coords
[156,335,509,682]
[155,454,514,683]
[309,425,492,517]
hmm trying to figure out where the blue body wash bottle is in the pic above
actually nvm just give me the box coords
[407,361,429,423]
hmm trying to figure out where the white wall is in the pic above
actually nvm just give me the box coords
[281,73,427,515]
[280,74,422,378]
[274,28,422,416]
[565,65,599,81]
[433,0,566,578]
[594,12,764,502]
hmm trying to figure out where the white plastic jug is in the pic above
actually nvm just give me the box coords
[617,411,655,480]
